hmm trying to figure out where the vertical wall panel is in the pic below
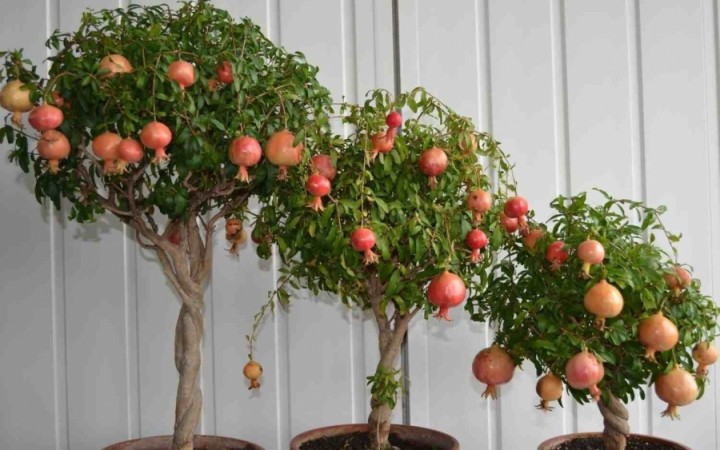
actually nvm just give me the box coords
[640,1,718,448]
[0,8,61,450]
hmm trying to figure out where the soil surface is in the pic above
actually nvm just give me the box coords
[299,431,446,450]
[553,436,682,450]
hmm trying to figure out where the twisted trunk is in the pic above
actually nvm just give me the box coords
[598,393,630,450]
[366,275,417,450]
[172,302,204,450]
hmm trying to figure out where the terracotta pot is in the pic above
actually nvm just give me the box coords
[289,423,459,450]
[537,432,691,450]
[103,435,265,450]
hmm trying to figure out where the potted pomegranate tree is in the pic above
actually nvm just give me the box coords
[468,191,719,450]
[249,87,521,450]
[0,2,335,449]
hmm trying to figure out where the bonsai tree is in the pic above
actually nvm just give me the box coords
[249,87,521,449]
[0,2,335,449]
[468,191,720,450]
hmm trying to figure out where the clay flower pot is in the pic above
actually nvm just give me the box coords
[290,423,459,450]
[103,435,265,450]
[537,432,691,450]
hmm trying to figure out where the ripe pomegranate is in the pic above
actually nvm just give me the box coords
[639,312,679,361]
[51,91,65,107]
[244,360,263,390]
[472,345,515,399]
[216,61,233,84]
[225,218,246,256]
[578,239,605,278]
[370,130,395,160]
[664,265,692,297]
[92,132,122,174]
[306,174,331,212]
[466,229,489,263]
[229,136,262,182]
[467,189,492,224]
[565,350,604,401]
[419,147,448,188]
[0,80,33,126]
[500,213,519,233]
[311,154,337,181]
[504,196,529,232]
[351,227,378,265]
[583,279,624,329]
[546,240,569,271]
[536,372,563,411]
[265,130,304,179]
[427,271,467,320]
[98,54,133,78]
[28,104,63,132]
[208,78,222,91]
[116,138,144,172]
[386,111,402,128]
[459,133,477,153]
[140,121,172,163]
[524,229,544,252]
[655,366,698,419]
[168,60,195,90]
[37,130,70,174]
[692,342,718,377]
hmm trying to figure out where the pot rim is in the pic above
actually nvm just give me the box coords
[289,423,459,449]
[102,434,265,450]
[537,432,691,450]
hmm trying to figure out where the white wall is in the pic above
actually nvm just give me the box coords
[0,1,719,450]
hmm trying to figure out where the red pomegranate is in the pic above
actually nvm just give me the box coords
[472,345,515,399]
[229,136,262,182]
[565,350,604,401]
[92,132,122,174]
[466,229,489,263]
[467,189,492,224]
[546,240,569,271]
[351,227,379,265]
[427,271,467,321]
[37,130,70,174]
[265,130,304,179]
[311,154,337,181]
[306,174,331,212]
[28,104,64,132]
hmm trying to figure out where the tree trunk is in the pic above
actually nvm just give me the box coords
[598,393,630,450]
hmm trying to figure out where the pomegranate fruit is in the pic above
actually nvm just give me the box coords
[500,213,519,233]
[692,342,718,377]
[578,239,605,277]
[98,54,133,78]
[565,350,604,401]
[225,218,246,256]
[140,121,172,163]
[92,132,122,174]
[385,111,402,128]
[459,133,477,153]
[0,80,33,126]
[311,154,337,181]
[472,345,515,399]
[216,61,233,84]
[265,130,304,179]
[467,189,492,224]
[524,229,544,252]
[370,130,395,160]
[536,372,563,411]
[116,138,144,172]
[664,265,692,297]
[655,366,698,419]
[427,271,467,320]
[306,174,331,212]
[229,136,262,182]
[28,104,63,132]
[545,240,569,271]
[583,279,624,329]
[419,147,449,188]
[466,229,489,263]
[37,129,70,174]
[504,196,529,232]
[244,360,263,390]
[638,312,679,361]
[351,227,379,265]
[168,60,195,90]
[51,91,65,107]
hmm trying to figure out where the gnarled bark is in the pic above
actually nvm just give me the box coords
[598,393,630,450]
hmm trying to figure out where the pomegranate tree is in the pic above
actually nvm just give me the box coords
[251,88,518,450]
[468,191,719,450]
[0,3,334,449]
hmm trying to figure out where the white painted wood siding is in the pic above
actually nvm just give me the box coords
[1,1,719,449]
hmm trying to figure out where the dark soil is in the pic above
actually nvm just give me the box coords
[299,431,446,450]
[554,436,682,450]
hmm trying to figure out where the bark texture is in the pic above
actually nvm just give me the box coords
[366,275,419,450]
[598,393,630,450]
[172,303,204,450]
